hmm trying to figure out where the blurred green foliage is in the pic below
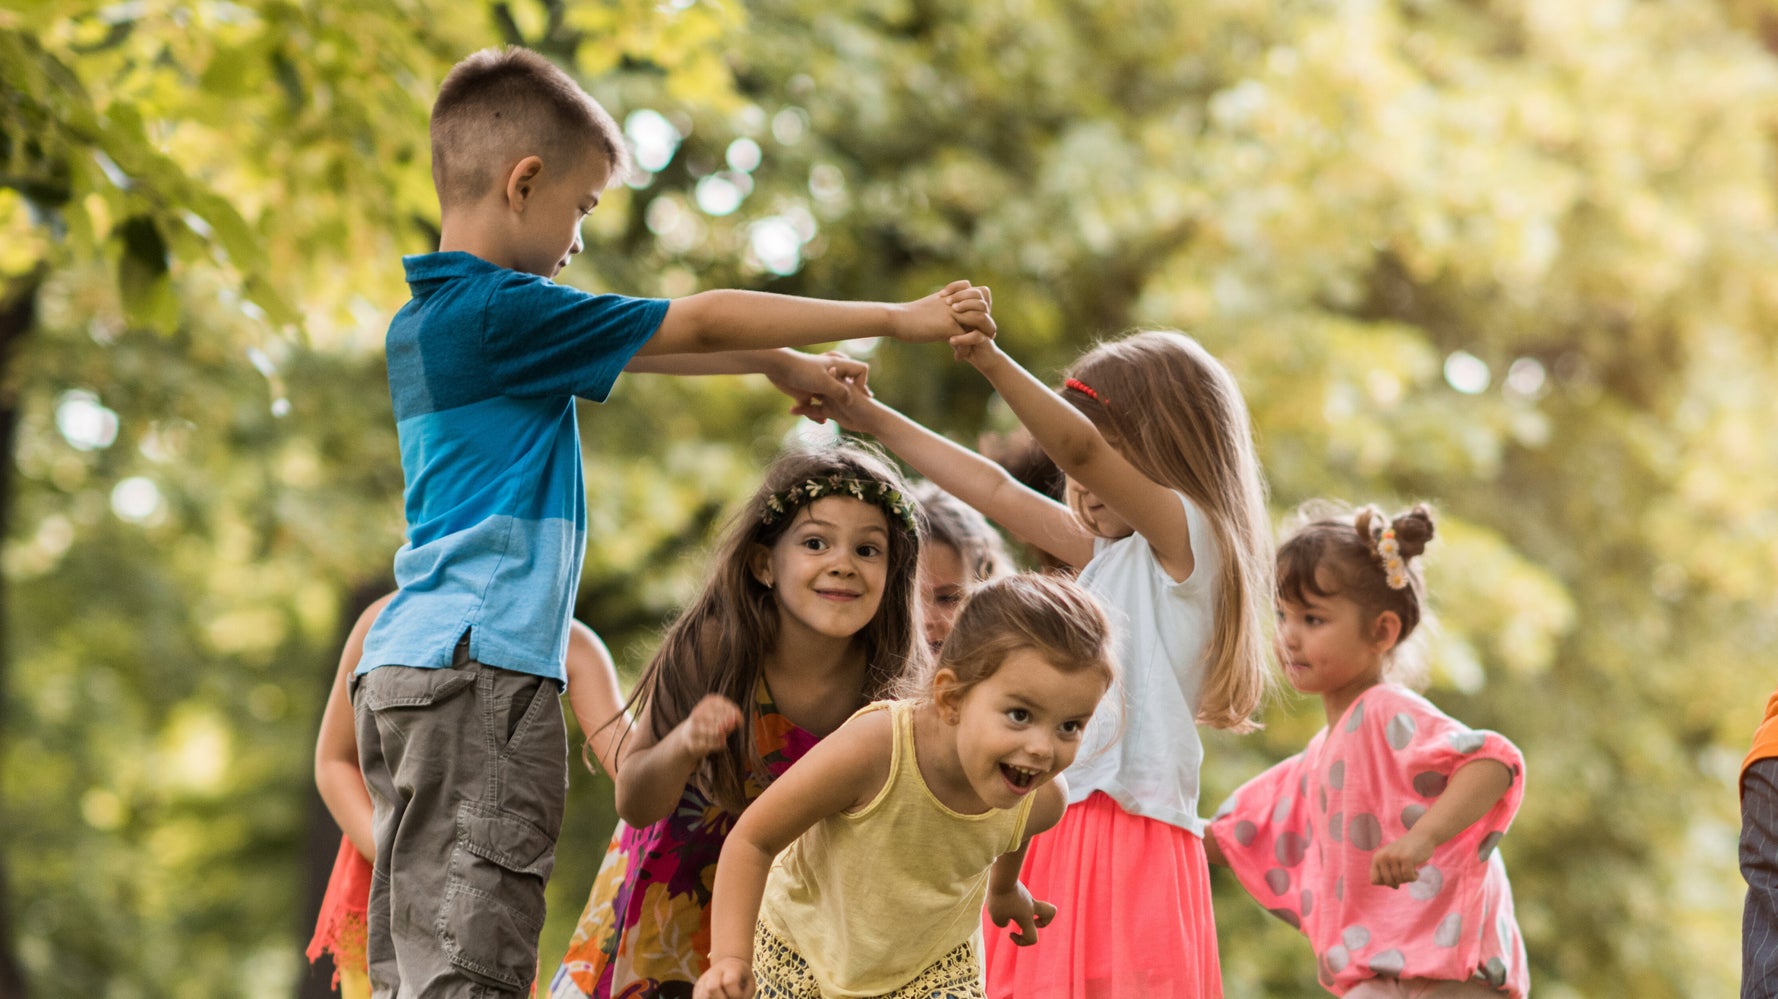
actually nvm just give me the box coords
[5,0,1778,996]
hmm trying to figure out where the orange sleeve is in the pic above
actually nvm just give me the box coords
[1743,689,1778,782]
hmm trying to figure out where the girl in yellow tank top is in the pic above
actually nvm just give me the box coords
[692,574,1118,999]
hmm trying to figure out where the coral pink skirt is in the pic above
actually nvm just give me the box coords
[983,791,1222,999]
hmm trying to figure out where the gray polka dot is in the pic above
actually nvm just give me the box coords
[1328,813,1344,843]
[1326,944,1350,972]
[1334,875,1345,900]
[1234,820,1257,846]
[1386,712,1417,750]
[1348,813,1383,851]
[1299,773,1308,798]
[1481,956,1508,986]
[1267,906,1301,929]
[1368,949,1405,977]
[1435,913,1463,947]
[1318,955,1337,988]
[1300,889,1314,918]
[1265,867,1291,896]
[1328,760,1346,790]
[1212,794,1237,820]
[1401,804,1427,829]
[1345,700,1366,731]
[1318,784,1328,813]
[1272,795,1294,823]
[1413,771,1449,797]
[1407,864,1444,901]
[1343,925,1371,950]
[1276,831,1309,866]
[1448,730,1486,754]
[1477,831,1504,862]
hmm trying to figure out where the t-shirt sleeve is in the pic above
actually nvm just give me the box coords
[1207,753,1317,933]
[480,273,670,401]
[1372,688,1526,836]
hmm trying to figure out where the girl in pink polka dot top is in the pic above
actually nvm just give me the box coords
[1206,502,1528,999]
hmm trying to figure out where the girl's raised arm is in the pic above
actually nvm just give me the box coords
[696,710,895,999]
[966,342,1194,581]
[613,694,743,827]
[802,391,1095,569]
[561,621,630,779]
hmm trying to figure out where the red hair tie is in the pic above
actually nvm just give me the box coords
[1064,377,1108,407]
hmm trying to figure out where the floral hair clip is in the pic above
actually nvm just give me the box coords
[1064,377,1109,407]
[1376,527,1409,590]
[761,475,918,534]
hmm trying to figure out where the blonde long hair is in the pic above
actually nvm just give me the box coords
[1063,330,1275,730]
[627,441,925,814]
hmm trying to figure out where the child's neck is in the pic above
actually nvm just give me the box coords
[1322,678,1383,730]
[760,637,869,738]
[910,700,988,815]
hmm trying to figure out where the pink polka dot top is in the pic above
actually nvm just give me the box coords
[1209,683,1528,997]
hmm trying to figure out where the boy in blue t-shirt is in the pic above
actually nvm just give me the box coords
[352,46,993,998]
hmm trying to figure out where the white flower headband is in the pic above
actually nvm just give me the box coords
[761,475,918,534]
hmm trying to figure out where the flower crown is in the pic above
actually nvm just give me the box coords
[1374,526,1410,590]
[761,475,918,533]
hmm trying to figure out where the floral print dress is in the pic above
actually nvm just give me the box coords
[550,678,819,999]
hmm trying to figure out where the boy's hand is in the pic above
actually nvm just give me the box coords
[693,957,755,999]
[1370,829,1436,888]
[894,281,994,344]
[986,879,1055,946]
[768,350,869,411]
[674,695,744,763]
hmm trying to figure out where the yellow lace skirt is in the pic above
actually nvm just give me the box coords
[752,921,984,998]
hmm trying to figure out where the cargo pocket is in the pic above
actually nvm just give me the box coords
[437,799,556,990]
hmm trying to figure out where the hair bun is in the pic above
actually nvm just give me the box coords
[1390,504,1436,560]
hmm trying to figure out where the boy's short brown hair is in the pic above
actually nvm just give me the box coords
[430,46,630,207]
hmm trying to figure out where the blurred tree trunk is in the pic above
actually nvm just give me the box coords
[0,273,42,998]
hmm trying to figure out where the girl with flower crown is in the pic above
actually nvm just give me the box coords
[550,440,927,999]
[1206,502,1530,998]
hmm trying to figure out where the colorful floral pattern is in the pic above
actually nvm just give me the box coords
[550,679,818,999]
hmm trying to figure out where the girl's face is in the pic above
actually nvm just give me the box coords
[1064,475,1133,540]
[754,497,891,645]
[920,542,968,657]
[940,649,1107,812]
[1275,574,1394,720]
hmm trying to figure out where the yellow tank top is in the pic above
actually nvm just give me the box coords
[759,699,1035,996]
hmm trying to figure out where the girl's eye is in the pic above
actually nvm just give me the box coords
[1058,720,1084,736]
[1305,615,1323,626]
[937,593,964,608]
[856,543,883,558]
[1006,708,1031,724]
[801,537,828,552]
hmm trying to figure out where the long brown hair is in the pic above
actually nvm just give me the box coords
[1061,330,1276,731]
[627,440,924,814]
[918,573,1116,704]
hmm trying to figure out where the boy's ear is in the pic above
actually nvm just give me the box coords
[504,155,545,211]
[748,543,773,589]
[1369,611,1403,653]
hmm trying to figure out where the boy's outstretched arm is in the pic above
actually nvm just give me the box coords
[641,282,992,357]
[798,392,1095,569]
[695,712,891,999]
[1370,758,1515,888]
[624,348,869,409]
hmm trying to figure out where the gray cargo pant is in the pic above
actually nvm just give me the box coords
[352,643,567,999]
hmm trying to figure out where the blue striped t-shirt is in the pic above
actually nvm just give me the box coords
[358,251,669,686]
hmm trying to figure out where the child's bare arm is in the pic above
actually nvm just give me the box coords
[801,392,1094,568]
[966,341,1195,581]
[625,348,868,403]
[696,711,893,999]
[314,594,394,861]
[985,778,1066,946]
[642,283,991,357]
[561,622,629,778]
[1202,825,1227,866]
[1371,758,1515,888]
[613,695,744,828]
